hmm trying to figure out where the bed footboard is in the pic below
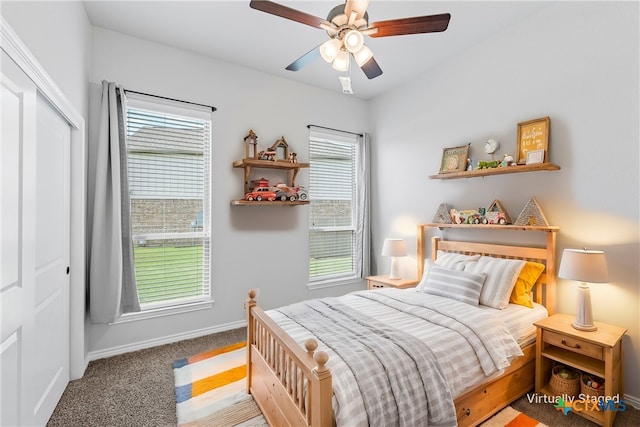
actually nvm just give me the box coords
[246,290,333,427]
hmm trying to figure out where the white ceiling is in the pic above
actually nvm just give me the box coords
[83,1,551,99]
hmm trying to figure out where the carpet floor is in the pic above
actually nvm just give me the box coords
[48,327,640,426]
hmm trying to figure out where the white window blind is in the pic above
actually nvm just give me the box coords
[125,93,212,309]
[309,129,358,282]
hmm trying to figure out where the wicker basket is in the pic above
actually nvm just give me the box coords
[581,374,605,397]
[549,365,580,397]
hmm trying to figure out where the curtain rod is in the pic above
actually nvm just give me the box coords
[307,124,363,137]
[124,89,217,112]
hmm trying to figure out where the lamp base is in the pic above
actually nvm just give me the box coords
[389,257,401,280]
[572,322,597,332]
[573,283,597,332]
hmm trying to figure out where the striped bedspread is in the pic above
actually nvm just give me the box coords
[270,288,524,427]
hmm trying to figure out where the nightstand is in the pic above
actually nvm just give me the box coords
[534,314,627,427]
[365,275,418,290]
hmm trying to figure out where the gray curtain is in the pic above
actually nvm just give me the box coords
[88,81,140,323]
[356,132,371,278]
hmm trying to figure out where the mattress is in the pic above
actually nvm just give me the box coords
[479,299,548,346]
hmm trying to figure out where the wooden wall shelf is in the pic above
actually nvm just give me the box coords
[232,158,309,206]
[233,158,310,170]
[422,223,559,232]
[429,162,560,180]
[230,200,309,206]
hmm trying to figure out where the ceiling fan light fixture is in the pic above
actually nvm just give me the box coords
[250,0,451,83]
[332,50,350,72]
[320,38,342,63]
[353,45,373,66]
[344,29,364,53]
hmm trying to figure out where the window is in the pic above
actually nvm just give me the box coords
[125,93,212,309]
[308,127,368,286]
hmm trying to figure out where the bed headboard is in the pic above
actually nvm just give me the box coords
[416,224,558,315]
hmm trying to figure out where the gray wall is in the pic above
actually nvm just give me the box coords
[369,2,640,400]
[87,26,369,353]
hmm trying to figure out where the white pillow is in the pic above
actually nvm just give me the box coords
[419,265,486,306]
[465,256,526,309]
[416,259,434,291]
[434,251,481,270]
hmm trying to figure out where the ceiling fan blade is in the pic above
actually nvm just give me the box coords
[286,46,321,72]
[345,0,370,21]
[249,0,329,29]
[360,56,383,79]
[369,13,451,38]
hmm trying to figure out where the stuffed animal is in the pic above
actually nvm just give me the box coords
[500,154,517,167]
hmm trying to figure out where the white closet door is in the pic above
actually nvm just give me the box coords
[1,49,71,427]
[31,92,71,426]
[0,49,32,427]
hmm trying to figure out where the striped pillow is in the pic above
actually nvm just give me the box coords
[465,256,526,309]
[435,251,481,270]
[420,265,486,306]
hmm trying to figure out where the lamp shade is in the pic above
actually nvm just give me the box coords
[353,45,373,66]
[344,30,364,53]
[381,238,407,257]
[320,39,342,63]
[332,50,350,72]
[558,249,609,283]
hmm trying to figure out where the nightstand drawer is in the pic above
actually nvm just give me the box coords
[369,282,388,289]
[544,330,603,360]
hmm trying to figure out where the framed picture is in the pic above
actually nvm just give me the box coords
[439,144,470,173]
[526,149,545,165]
[517,116,550,164]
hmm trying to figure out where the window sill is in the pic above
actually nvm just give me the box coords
[110,299,214,325]
[306,277,366,291]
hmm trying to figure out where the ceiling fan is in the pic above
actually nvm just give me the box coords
[249,0,451,80]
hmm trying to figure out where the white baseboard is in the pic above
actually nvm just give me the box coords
[87,320,246,362]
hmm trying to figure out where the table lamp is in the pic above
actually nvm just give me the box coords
[558,248,609,331]
[381,238,407,280]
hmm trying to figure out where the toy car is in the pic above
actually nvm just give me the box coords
[244,186,276,201]
[294,186,309,201]
[483,211,508,225]
[273,184,298,201]
[451,209,477,224]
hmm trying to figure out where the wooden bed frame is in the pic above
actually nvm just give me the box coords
[246,224,558,427]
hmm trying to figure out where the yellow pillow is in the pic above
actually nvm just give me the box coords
[509,262,545,308]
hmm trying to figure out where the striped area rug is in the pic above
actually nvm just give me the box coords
[480,406,548,427]
[173,342,267,427]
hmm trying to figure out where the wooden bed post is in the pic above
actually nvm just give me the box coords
[545,231,557,315]
[431,236,441,261]
[417,224,426,280]
[246,289,256,394]
[305,339,332,427]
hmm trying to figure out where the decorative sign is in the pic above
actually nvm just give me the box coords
[439,144,470,173]
[517,117,550,165]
